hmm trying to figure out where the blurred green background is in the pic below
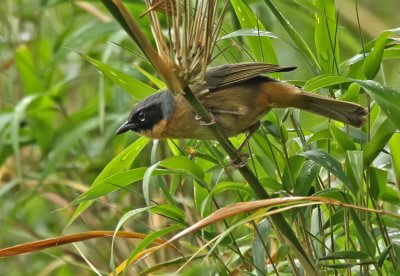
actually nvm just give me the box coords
[1,0,400,275]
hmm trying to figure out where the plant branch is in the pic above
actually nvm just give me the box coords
[101,0,183,93]
[182,86,320,275]
[101,1,320,274]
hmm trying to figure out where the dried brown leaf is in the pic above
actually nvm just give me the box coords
[0,231,171,258]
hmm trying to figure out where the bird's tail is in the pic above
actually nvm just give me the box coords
[294,91,367,127]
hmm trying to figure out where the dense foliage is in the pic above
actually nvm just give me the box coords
[1,1,400,275]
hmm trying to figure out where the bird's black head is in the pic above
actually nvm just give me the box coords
[116,91,175,135]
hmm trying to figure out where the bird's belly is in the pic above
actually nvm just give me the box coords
[156,85,272,140]
[162,108,269,139]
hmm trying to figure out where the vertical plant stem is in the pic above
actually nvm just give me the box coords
[182,85,320,275]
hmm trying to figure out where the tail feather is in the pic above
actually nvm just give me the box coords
[295,92,367,127]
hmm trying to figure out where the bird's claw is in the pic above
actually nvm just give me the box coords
[195,113,216,126]
[230,151,249,168]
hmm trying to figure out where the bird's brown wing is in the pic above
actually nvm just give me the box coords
[192,62,296,92]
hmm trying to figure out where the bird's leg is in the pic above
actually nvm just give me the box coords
[195,113,216,125]
[238,121,261,151]
[230,121,261,168]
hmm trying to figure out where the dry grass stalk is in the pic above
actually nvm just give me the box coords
[143,0,229,85]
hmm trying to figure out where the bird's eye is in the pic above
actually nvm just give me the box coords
[137,111,146,122]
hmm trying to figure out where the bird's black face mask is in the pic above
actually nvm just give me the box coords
[116,103,164,135]
[116,91,175,135]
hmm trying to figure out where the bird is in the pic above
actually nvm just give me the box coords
[115,63,367,140]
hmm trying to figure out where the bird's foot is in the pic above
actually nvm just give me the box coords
[195,113,216,126]
[230,151,249,168]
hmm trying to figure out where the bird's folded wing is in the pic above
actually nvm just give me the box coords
[194,62,296,91]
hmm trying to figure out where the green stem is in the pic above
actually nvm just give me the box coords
[182,86,321,275]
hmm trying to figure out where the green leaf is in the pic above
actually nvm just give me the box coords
[313,0,339,74]
[378,245,393,268]
[322,209,344,229]
[143,162,161,206]
[151,205,186,223]
[389,133,400,184]
[133,64,165,89]
[231,0,278,65]
[363,118,397,163]
[11,95,42,176]
[201,181,254,216]
[219,28,278,40]
[73,168,167,203]
[28,98,57,153]
[329,124,357,152]
[308,129,332,144]
[124,224,183,274]
[303,75,351,92]
[294,160,320,196]
[354,79,400,129]
[349,209,376,258]
[110,206,151,272]
[68,137,149,226]
[253,219,271,275]
[341,82,361,103]
[318,250,369,260]
[97,137,149,182]
[364,31,391,79]
[369,167,388,200]
[79,53,155,100]
[346,151,363,191]
[41,115,118,181]
[263,0,320,70]
[15,45,44,94]
[321,263,372,269]
[300,149,357,196]
[159,156,204,181]
[275,244,290,264]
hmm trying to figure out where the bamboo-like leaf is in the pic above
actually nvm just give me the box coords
[363,118,397,164]
[354,79,400,129]
[313,0,339,74]
[67,137,149,227]
[132,64,165,89]
[389,133,400,184]
[369,167,388,200]
[295,160,320,196]
[80,53,155,100]
[231,0,278,65]
[151,205,186,222]
[253,219,271,275]
[378,245,393,268]
[159,156,205,180]
[346,151,364,191]
[349,209,376,258]
[143,196,400,274]
[318,250,369,260]
[143,162,161,206]
[72,168,165,203]
[263,0,320,70]
[303,74,351,92]
[364,31,391,79]
[121,224,183,274]
[110,206,152,273]
[330,124,357,152]
[14,45,44,94]
[300,149,357,196]
[218,28,278,40]
[11,95,42,177]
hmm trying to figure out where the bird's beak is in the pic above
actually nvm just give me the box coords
[115,121,135,135]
